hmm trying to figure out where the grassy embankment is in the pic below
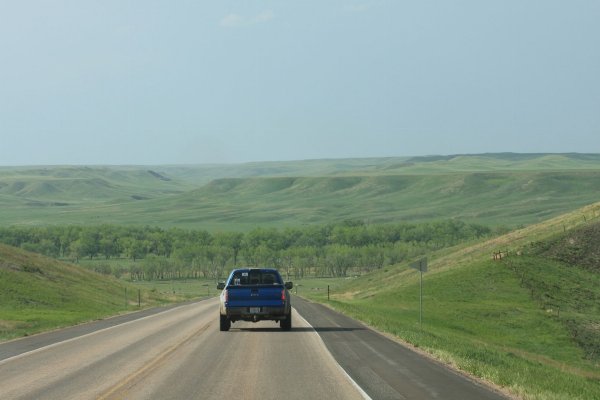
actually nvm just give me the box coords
[0,243,189,342]
[299,202,600,400]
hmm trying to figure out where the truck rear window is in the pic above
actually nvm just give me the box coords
[230,270,282,286]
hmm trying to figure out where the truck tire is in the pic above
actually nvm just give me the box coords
[280,311,292,331]
[220,314,231,331]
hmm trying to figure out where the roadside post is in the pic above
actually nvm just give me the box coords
[410,258,427,329]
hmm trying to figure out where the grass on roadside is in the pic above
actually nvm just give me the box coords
[0,244,176,342]
[300,261,600,400]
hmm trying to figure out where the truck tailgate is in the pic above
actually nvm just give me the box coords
[226,285,284,307]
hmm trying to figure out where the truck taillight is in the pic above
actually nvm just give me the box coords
[224,289,228,302]
[281,289,286,301]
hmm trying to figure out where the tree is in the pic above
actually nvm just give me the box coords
[325,245,357,277]
[213,232,243,266]
[280,248,295,281]
[99,236,120,259]
[143,254,164,280]
[79,230,100,259]
[69,239,84,263]
[361,245,385,272]
[121,238,145,262]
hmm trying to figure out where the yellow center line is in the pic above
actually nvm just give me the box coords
[97,321,212,400]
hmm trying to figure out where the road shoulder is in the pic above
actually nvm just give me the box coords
[293,296,513,400]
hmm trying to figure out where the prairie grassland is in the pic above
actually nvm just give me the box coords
[2,154,600,230]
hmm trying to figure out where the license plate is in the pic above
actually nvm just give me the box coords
[249,307,260,314]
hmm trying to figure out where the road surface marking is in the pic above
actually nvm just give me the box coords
[294,309,373,400]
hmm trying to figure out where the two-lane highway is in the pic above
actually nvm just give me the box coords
[0,298,363,400]
[0,297,509,400]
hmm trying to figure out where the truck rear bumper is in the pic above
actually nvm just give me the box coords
[224,306,289,322]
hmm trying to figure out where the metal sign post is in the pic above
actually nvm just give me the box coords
[410,258,427,329]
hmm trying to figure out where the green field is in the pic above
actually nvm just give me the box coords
[300,202,600,400]
[2,153,600,230]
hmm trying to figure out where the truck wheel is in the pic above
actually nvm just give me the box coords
[220,314,231,331]
[280,311,292,331]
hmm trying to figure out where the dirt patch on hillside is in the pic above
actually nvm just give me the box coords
[0,320,20,331]
[534,220,600,273]
[0,261,20,271]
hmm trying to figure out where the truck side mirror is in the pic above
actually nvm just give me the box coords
[217,282,225,290]
[285,282,293,290]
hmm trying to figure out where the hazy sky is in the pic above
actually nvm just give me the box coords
[1,1,599,165]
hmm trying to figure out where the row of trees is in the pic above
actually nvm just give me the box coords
[0,220,492,280]
[119,241,430,281]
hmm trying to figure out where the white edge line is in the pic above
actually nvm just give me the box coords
[0,301,202,367]
[294,308,373,400]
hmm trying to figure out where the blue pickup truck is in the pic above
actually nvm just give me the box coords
[217,268,293,331]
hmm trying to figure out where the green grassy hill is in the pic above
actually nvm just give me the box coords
[4,170,598,230]
[158,170,600,228]
[158,153,600,182]
[391,153,600,174]
[2,153,600,230]
[0,166,190,203]
[0,243,168,342]
[302,201,600,399]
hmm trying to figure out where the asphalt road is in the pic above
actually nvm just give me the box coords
[0,298,363,400]
[293,297,509,400]
[0,297,509,400]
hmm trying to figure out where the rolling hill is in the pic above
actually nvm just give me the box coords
[158,153,600,183]
[0,166,191,203]
[0,243,167,341]
[1,153,600,230]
